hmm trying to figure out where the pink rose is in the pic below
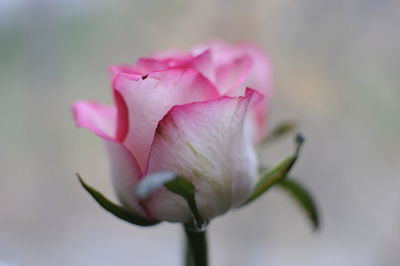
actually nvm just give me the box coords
[73,40,272,223]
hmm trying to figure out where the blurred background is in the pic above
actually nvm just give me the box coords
[0,0,399,265]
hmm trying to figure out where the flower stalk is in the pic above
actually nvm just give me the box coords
[184,225,208,266]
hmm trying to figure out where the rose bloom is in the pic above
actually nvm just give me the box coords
[73,40,272,223]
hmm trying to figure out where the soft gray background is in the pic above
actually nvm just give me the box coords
[0,0,399,265]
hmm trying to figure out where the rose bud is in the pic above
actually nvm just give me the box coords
[73,40,272,224]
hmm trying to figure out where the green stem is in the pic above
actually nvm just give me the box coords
[184,225,208,266]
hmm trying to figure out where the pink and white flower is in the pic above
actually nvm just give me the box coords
[73,40,272,223]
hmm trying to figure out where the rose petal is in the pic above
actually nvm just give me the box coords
[72,101,147,218]
[113,68,220,171]
[195,40,273,141]
[109,65,141,78]
[132,49,212,77]
[104,140,147,218]
[238,43,273,141]
[214,54,252,95]
[72,101,116,140]
[135,58,172,73]
[135,55,192,74]
[143,88,262,222]
[113,90,129,142]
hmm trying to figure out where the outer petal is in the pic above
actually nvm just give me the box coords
[104,140,147,217]
[238,43,273,141]
[143,88,262,222]
[72,101,147,218]
[113,68,220,171]
[72,101,116,140]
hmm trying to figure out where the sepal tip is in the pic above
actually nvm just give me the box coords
[77,173,160,227]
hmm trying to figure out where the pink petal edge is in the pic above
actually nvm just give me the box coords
[72,101,116,141]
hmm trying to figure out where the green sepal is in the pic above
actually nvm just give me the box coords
[135,172,206,230]
[242,134,304,206]
[262,121,297,145]
[77,173,160,227]
[165,176,196,197]
[279,178,320,231]
[165,177,206,230]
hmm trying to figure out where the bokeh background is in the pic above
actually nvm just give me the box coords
[1,0,399,265]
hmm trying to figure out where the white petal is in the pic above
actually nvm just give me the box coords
[143,89,261,222]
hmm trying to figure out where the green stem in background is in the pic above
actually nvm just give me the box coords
[184,225,208,266]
